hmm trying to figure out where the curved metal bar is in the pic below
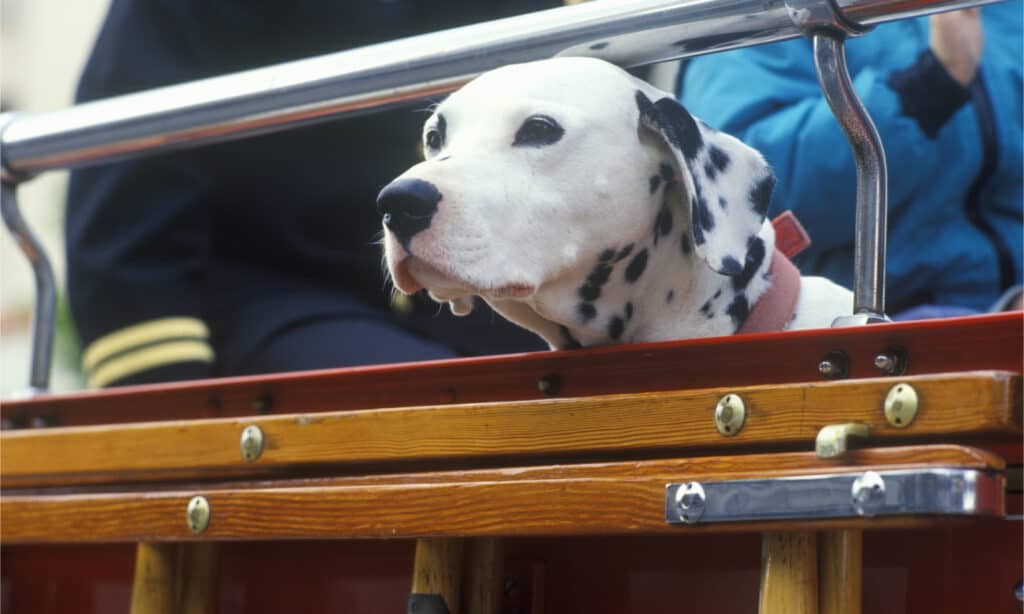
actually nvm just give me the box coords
[813,33,889,324]
[1,182,56,393]
[0,0,998,177]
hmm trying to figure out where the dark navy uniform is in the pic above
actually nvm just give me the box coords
[68,0,553,388]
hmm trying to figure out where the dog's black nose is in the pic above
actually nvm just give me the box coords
[376,178,442,246]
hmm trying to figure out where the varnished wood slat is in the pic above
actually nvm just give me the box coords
[1,446,1003,543]
[411,538,464,614]
[3,313,1020,429]
[2,372,1018,488]
[129,542,178,614]
[759,532,818,614]
[819,530,862,614]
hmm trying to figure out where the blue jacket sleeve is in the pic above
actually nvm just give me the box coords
[681,36,943,254]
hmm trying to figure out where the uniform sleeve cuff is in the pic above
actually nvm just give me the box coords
[887,50,972,139]
[82,316,215,388]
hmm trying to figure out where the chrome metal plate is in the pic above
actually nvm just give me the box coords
[665,468,1002,525]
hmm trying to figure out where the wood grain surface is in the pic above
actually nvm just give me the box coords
[819,530,862,614]
[2,371,1018,488]
[3,313,1019,429]
[759,532,819,614]
[1,446,1004,544]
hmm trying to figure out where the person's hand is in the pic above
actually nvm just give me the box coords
[930,9,984,86]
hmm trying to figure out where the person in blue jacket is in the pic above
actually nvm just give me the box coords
[67,1,555,389]
[681,5,1022,318]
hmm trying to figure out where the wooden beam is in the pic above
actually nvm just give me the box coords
[819,530,862,614]
[759,532,818,613]
[3,372,1018,487]
[129,542,178,614]
[463,538,504,614]
[411,538,464,614]
[1,446,1003,543]
[179,542,219,614]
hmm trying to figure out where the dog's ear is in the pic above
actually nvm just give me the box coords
[634,85,775,276]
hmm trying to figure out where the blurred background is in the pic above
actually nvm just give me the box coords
[1,0,110,395]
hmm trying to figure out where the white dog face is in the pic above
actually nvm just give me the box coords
[379,57,778,347]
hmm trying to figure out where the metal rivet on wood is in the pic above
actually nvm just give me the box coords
[714,393,746,436]
[186,496,211,534]
[884,383,918,428]
[240,425,265,462]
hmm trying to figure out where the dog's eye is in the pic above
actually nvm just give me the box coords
[425,129,443,152]
[513,115,564,147]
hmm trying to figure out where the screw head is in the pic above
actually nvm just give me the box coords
[240,425,265,462]
[714,394,746,437]
[851,471,886,517]
[186,496,211,534]
[818,350,849,379]
[675,482,706,524]
[883,383,919,428]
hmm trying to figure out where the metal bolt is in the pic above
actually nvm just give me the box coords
[537,374,561,396]
[883,383,919,428]
[818,350,849,379]
[675,482,706,524]
[186,496,211,534]
[240,425,265,462]
[714,394,746,437]
[874,347,908,376]
[851,471,886,517]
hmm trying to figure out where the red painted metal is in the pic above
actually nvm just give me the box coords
[3,312,1021,428]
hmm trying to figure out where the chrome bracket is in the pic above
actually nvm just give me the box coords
[1,180,56,395]
[665,468,1001,525]
[783,1,890,324]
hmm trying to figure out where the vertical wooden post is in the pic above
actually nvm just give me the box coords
[130,542,179,614]
[759,532,818,614]
[463,538,504,614]
[410,538,465,614]
[179,542,220,614]
[819,530,862,614]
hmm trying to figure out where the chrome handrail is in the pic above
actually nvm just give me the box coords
[0,0,994,176]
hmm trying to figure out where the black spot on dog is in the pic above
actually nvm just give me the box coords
[726,294,751,330]
[578,262,613,301]
[732,236,767,291]
[635,91,704,161]
[709,145,731,174]
[578,302,597,322]
[749,173,776,217]
[599,248,616,263]
[659,163,674,182]
[704,160,717,180]
[719,196,728,210]
[649,175,662,194]
[666,289,675,303]
[625,249,649,283]
[691,188,715,246]
[579,285,600,302]
[608,316,625,340]
[653,206,673,244]
[625,302,634,320]
[680,234,692,255]
[720,257,743,276]
[589,41,610,50]
[700,299,713,314]
[713,289,722,299]
[615,243,635,262]
[560,326,583,349]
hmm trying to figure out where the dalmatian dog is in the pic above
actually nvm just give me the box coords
[378,57,851,349]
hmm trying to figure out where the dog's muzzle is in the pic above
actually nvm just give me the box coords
[376,178,442,247]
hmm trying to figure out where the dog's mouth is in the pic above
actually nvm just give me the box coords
[391,256,535,301]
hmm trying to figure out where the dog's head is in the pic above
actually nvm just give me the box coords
[378,57,775,343]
